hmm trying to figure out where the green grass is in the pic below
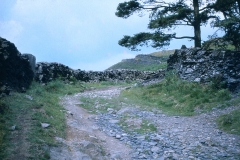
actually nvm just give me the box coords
[0,79,134,159]
[217,109,240,135]
[107,49,175,71]
[0,80,85,159]
[133,119,157,134]
[118,116,157,134]
[120,72,232,116]
[0,101,8,159]
[1,74,237,159]
[202,39,236,51]
[204,44,236,51]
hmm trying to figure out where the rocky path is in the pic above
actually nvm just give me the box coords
[51,87,240,160]
[50,88,132,160]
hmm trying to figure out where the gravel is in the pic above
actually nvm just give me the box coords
[79,87,240,160]
[51,86,240,160]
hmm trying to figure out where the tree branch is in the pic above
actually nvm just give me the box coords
[185,15,193,24]
[142,5,168,10]
[199,5,214,12]
[174,36,195,39]
[171,23,192,26]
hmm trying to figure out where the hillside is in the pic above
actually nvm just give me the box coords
[106,50,175,71]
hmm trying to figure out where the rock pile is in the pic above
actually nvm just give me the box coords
[168,48,240,91]
[35,62,166,83]
[0,37,34,97]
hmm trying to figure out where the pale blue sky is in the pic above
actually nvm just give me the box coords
[0,0,217,71]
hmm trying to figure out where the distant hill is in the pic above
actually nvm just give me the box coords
[150,49,175,57]
[106,49,175,71]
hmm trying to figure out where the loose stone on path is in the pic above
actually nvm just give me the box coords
[51,87,240,160]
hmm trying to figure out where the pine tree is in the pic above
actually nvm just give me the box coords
[116,0,217,50]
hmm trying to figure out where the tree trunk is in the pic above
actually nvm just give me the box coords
[193,0,202,48]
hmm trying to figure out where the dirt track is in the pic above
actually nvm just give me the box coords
[50,87,240,160]
[50,88,132,160]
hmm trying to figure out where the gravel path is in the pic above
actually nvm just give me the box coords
[50,88,132,160]
[51,87,240,160]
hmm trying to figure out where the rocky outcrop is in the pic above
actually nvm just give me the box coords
[35,62,165,83]
[0,37,34,97]
[167,48,240,91]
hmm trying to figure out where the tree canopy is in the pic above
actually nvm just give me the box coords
[213,0,240,50]
[116,0,218,51]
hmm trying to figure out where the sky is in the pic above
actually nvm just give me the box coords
[0,0,218,71]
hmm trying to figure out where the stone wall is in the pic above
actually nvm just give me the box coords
[0,37,34,97]
[22,53,36,76]
[2,36,240,95]
[35,62,165,83]
[167,48,240,91]
[36,48,240,91]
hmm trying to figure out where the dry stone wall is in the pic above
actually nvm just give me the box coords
[2,36,240,95]
[0,37,34,97]
[167,48,240,91]
[35,62,165,83]
[36,48,240,91]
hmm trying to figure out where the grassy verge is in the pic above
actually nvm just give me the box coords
[0,80,85,159]
[217,109,240,135]
[0,80,134,159]
[120,72,232,116]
